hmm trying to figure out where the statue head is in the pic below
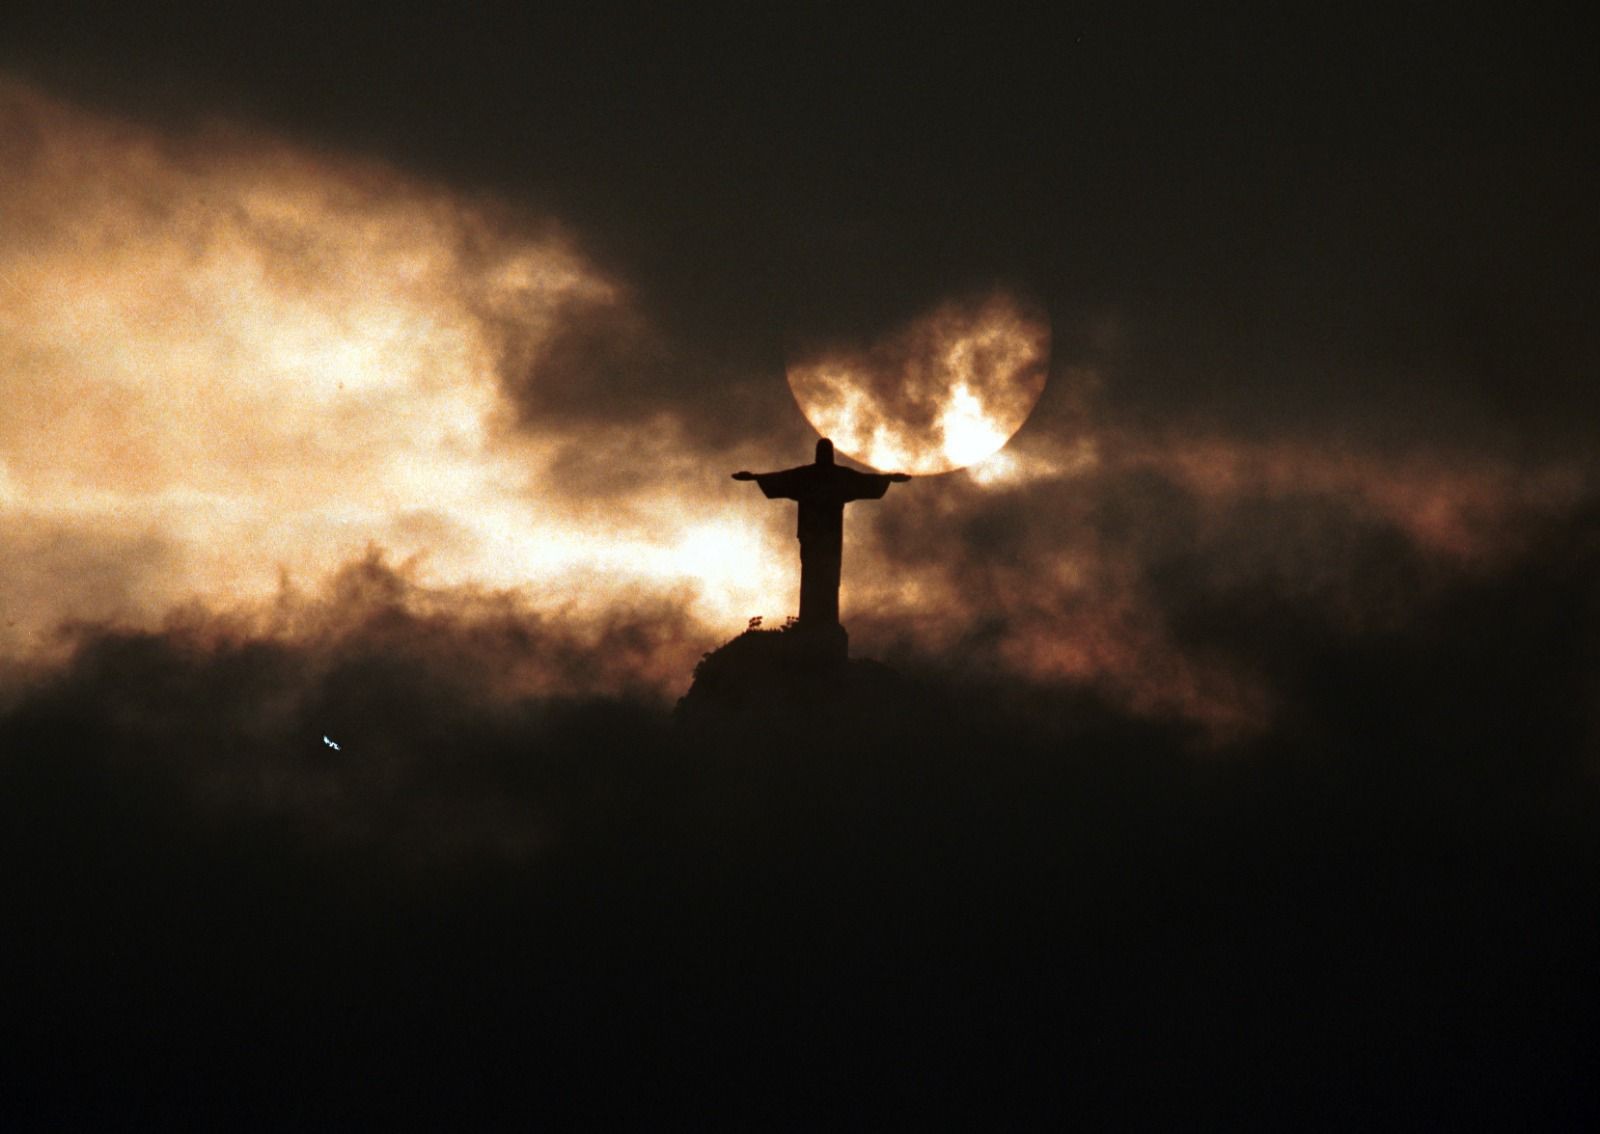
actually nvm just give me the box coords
[815,438,835,466]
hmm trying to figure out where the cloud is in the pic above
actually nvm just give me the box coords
[3,73,1597,746]
[0,76,807,647]
[844,425,1594,738]
[2,547,697,864]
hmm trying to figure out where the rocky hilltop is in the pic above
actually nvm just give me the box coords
[673,621,910,744]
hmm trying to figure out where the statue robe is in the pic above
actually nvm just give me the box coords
[749,461,897,626]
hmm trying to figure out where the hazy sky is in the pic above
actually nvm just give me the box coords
[9,4,1593,437]
[3,5,1595,732]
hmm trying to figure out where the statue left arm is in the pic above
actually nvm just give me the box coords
[840,468,911,501]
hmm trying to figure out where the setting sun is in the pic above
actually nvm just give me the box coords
[786,293,1050,474]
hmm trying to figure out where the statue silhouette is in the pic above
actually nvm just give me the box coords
[734,438,911,627]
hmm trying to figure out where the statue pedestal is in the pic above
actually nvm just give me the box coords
[787,619,849,666]
[676,617,908,734]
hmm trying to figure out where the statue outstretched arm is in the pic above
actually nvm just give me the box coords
[837,467,910,501]
[733,466,810,499]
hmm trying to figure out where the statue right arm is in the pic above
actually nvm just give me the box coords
[736,466,810,500]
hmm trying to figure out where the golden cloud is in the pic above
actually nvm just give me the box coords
[3,76,1588,739]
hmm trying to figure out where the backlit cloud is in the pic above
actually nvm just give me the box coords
[2,75,1593,739]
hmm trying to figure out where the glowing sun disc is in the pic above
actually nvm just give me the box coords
[786,292,1050,474]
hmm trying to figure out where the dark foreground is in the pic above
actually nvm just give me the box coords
[3,620,1598,1129]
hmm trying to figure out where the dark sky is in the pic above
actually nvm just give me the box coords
[7,2,1596,444]
[4,5,1600,1126]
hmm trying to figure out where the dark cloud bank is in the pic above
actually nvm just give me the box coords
[5,496,1599,1127]
[7,4,1597,452]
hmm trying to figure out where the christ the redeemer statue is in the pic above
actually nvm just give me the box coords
[734,438,910,628]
